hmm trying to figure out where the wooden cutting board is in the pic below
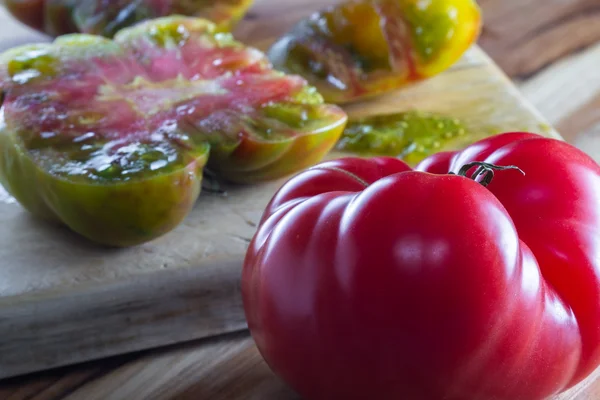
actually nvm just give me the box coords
[0,0,565,381]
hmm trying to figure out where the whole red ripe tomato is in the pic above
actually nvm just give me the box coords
[242,132,600,400]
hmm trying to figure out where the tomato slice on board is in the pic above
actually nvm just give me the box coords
[3,0,254,36]
[0,16,347,246]
[268,0,481,104]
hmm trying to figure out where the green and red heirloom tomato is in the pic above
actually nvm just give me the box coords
[2,0,253,37]
[0,16,347,247]
[242,132,600,400]
[268,0,482,104]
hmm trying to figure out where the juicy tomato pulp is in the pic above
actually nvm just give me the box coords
[0,17,347,246]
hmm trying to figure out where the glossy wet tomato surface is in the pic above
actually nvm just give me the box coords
[242,132,600,400]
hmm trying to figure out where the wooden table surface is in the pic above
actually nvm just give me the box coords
[479,0,600,153]
[2,0,600,399]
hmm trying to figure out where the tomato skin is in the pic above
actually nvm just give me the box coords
[242,132,600,400]
[3,0,253,37]
[268,0,482,103]
[414,150,454,174]
[449,134,600,386]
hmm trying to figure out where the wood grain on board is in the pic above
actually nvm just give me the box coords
[1,333,599,400]
[478,0,600,80]
[1,0,600,398]
[478,0,600,152]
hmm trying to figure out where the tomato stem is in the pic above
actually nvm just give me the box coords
[453,162,525,187]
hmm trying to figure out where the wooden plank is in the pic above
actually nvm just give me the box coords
[475,0,600,150]
[0,261,247,379]
[0,0,566,381]
[1,333,598,400]
[518,41,600,141]
[556,91,600,145]
[572,123,600,164]
[478,0,600,79]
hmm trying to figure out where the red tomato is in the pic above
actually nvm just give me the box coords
[242,132,600,400]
